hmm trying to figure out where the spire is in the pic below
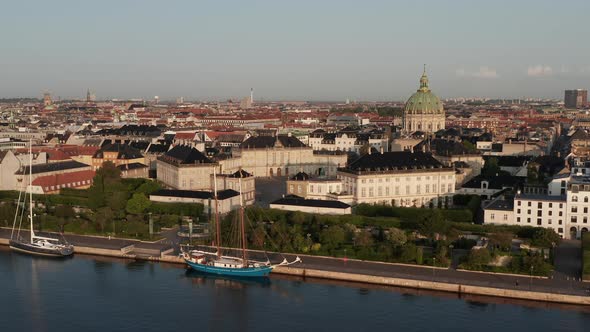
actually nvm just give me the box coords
[419,64,429,92]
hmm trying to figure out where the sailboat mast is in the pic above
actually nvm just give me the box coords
[213,167,221,257]
[29,139,34,243]
[239,175,247,264]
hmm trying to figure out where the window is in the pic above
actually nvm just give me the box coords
[527,209,531,215]
[425,184,430,193]
[558,228,563,233]
[585,197,589,203]
[549,211,552,216]
[548,219,552,224]
[537,202,542,208]
[572,206,578,213]
[559,203,563,208]
[549,203,553,208]
[517,209,521,214]
[361,188,366,197]
[405,185,410,195]
[537,218,542,226]
[528,202,532,207]
[559,211,563,217]
[416,185,421,194]
[584,217,588,224]
[310,185,314,193]
[290,185,294,192]
[369,188,374,197]
[585,207,588,214]
[385,187,390,195]
[573,195,578,202]
[559,220,563,225]
[527,218,531,223]
[517,217,521,223]
[537,210,542,217]
[491,213,495,220]
[572,216,578,223]
[518,201,522,206]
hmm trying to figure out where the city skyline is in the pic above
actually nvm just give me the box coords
[1,0,589,100]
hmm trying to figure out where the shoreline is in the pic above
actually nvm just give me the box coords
[1,236,588,306]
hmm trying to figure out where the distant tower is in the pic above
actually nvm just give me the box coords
[43,92,52,106]
[250,88,254,104]
[86,89,92,102]
[154,96,160,104]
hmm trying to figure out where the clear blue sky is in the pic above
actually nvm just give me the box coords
[1,0,589,101]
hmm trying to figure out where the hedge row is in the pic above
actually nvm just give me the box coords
[355,203,473,223]
[147,201,204,219]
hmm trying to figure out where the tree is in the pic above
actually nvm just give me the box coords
[531,228,560,248]
[385,227,407,247]
[126,193,152,214]
[400,243,418,263]
[319,225,346,251]
[417,210,450,240]
[462,140,477,153]
[94,207,114,232]
[416,247,424,264]
[354,230,374,248]
[482,157,501,177]
[136,180,162,195]
[489,232,513,251]
[55,205,75,232]
[466,248,491,268]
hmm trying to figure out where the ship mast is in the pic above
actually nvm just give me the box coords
[213,167,221,258]
[29,139,34,243]
[239,173,248,265]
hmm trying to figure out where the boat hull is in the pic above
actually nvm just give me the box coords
[9,240,74,258]
[185,259,273,277]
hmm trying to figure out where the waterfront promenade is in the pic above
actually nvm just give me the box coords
[1,227,589,304]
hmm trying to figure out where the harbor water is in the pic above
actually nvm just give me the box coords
[1,247,589,332]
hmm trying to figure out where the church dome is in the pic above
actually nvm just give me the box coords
[404,68,443,115]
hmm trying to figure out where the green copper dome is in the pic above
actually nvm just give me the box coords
[404,66,443,115]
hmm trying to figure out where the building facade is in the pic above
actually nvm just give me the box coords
[564,89,588,109]
[337,151,456,207]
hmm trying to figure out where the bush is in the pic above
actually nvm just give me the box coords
[148,202,204,219]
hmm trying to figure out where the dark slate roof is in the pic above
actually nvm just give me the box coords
[160,145,213,164]
[116,162,147,171]
[240,135,306,149]
[146,143,170,153]
[515,194,566,202]
[485,199,514,211]
[530,156,565,175]
[129,141,150,151]
[93,143,144,159]
[343,151,447,173]
[462,175,524,190]
[150,189,239,200]
[291,172,310,181]
[16,160,89,175]
[270,197,351,209]
[97,125,161,137]
[416,138,478,156]
[228,169,252,178]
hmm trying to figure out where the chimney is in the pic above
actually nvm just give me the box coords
[380,146,384,154]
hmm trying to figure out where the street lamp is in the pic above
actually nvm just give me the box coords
[530,265,534,290]
[433,257,436,281]
[449,244,454,269]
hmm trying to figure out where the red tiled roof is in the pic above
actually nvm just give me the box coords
[174,132,196,140]
[32,170,95,192]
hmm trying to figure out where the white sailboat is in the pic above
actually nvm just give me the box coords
[9,140,74,257]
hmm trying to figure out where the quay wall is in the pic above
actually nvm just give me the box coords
[272,266,590,306]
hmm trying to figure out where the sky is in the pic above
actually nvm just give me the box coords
[1,0,589,101]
